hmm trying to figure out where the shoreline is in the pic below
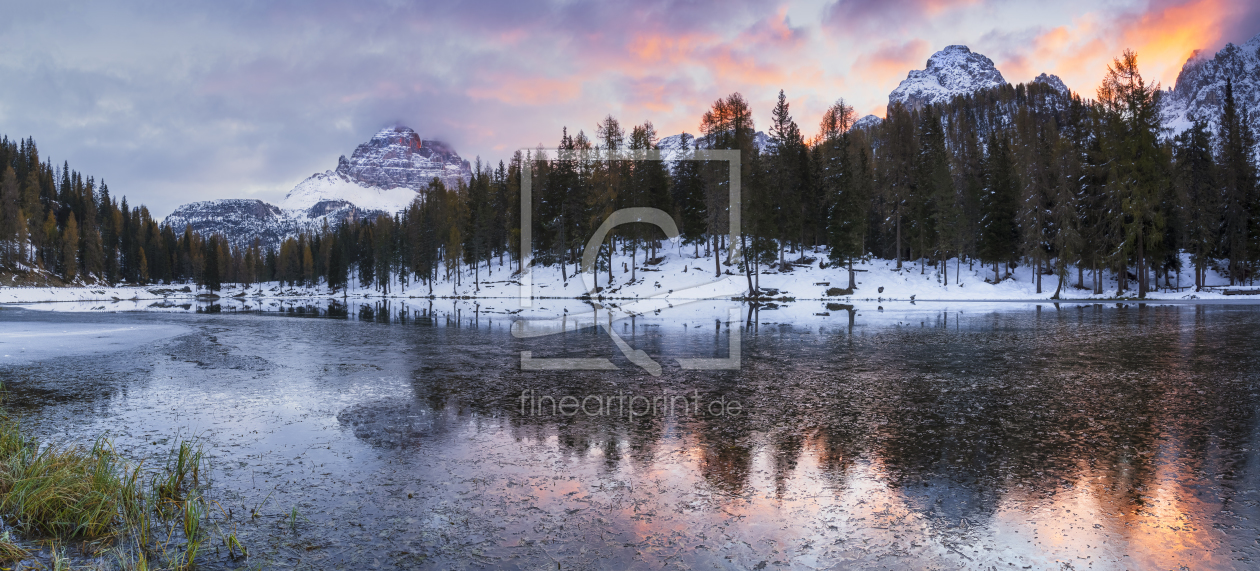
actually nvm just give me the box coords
[4,251,1259,307]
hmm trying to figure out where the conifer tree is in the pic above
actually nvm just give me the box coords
[978,134,1019,282]
[1219,78,1259,285]
[61,212,79,281]
[820,99,867,289]
[1097,50,1166,297]
[1173,120,1217,289]
[768,90,803,266]
[0,166,23,266]
[670,134,707,255]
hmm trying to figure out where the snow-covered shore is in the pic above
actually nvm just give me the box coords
[1,248,1256,309]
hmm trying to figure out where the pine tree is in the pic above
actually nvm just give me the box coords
[978,134,1019,282]
[201,236,221,292]
[820,99,867,289]
[917,107,957,282]
[302,239,314,286]
[61,212,80,281]
[670,134,707,255]
[1097,50,1166,297]
[700,93,757,291]
[768,90,803,266]
[1173,120,1217,289]
[1219,78,1259,285]
[0,166,24,267]
[877,103,917,268]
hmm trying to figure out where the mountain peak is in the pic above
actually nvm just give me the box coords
[331,125,468,193]
[889,45,1007,110]
[1163,32,1260,133]
[1032,73,1069,95]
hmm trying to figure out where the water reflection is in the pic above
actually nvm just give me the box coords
[0,301,1257,569]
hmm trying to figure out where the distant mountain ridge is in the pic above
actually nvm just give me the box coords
[657,131,772,161]
[166,126,472,248]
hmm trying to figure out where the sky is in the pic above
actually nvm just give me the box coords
[2,0,1258,217]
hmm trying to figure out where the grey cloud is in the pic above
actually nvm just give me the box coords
[0,0,774,216]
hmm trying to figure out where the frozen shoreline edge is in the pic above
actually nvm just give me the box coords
[4,252,1259,306]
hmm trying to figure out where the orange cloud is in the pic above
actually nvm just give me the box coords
[466,75,584,106]
[1011,0,1235,98]
[1119,0,1230,88]
[851,39,931,93]
[628,32,719,65]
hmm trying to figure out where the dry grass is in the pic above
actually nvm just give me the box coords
[0,436,127,539]
[0,530,30,562]
[0,404,227,569]
[0,375,229,569]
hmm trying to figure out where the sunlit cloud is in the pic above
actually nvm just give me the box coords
[987,0,1259,98]
[851,40,932,100]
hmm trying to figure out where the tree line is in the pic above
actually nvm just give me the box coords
[3,50,1257,299]
[301,49,1257,300]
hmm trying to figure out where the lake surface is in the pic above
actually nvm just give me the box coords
[1,300,1258,570]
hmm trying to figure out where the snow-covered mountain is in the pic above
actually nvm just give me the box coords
[1162,32,1260,135]
[164,199,297,248]
[1031,73,1070,95]
[852,115,883,131]
[657,131,772,161]
[166,126,472,248]
[889,45,1007,110]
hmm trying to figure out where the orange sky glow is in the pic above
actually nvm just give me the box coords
[495,0,1259,146]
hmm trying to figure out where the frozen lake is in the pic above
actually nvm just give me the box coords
[1,300,1258,569]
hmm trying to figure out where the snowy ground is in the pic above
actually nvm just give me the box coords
[1,247,1256,310]
[0,285,197,305]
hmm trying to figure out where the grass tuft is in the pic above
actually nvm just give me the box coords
[0,421,126,539]
[0,530,30,562]
[0,383,223,569]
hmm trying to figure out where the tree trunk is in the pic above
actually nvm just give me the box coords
[919,233,925,274]
[1137,233,1146,299]
[895,215,902,269]
[741,234,754,295]
[1035,252,1042,294]
[714,235,721,277]
[847,254,855,290]
[1052,258,1063,299]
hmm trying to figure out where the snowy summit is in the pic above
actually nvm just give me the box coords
[888,45,1007,110]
